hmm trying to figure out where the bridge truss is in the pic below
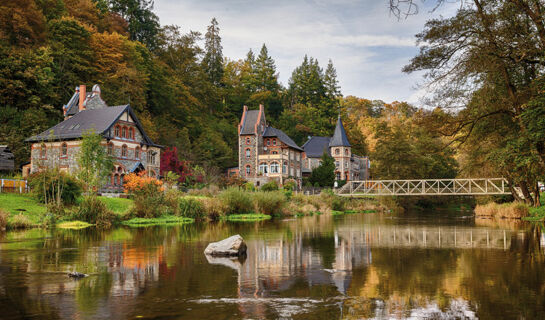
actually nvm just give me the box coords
[336,178,510,197]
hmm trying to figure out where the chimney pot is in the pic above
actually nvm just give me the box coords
[79,85,86,112]
[243,105,248,112]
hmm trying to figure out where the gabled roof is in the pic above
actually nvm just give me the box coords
[240,109,261,135]
[263,126,303,151]
[302,136,331,158]
[26,105,161,147]
[329,115,351,147]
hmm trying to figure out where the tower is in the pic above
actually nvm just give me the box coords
[329,115,351,181]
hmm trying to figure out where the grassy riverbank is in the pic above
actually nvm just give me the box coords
[0,189,381,230]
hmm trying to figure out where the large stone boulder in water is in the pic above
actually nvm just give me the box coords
[204,235,247,256]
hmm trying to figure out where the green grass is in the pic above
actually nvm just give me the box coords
[57,221,93,229]
[0,193,47,225]
[332,209,376,216]
[523,192,545,221]
[98,197,133,215]
[222,213,271,222]
[122,215,194,227]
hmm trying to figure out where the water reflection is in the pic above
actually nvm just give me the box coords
[0,213,544,319]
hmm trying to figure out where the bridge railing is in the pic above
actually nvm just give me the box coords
[337,178,510,196]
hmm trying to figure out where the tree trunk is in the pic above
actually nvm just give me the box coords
[533,181,541,207]
[519,181,535,206]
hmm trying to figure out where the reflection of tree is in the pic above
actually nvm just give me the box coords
[75,273,113,314]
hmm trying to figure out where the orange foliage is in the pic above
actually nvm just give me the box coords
[124,171,163,193]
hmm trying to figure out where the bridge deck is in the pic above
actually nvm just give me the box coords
[336,178,510,197]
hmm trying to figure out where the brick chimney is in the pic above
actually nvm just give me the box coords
[79,85,86,112]
[259,104,264,113]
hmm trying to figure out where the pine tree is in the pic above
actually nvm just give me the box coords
[253,44,279,92]
[324,59,341,99]
[288,55,326,106]
[202,17,223,86]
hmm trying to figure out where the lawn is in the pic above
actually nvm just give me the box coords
[99,197,133,215]
[222,213,271,222]
[0,193,47,225]
[122,215,194,227]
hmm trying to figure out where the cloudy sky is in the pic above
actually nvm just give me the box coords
[154,0,457,104]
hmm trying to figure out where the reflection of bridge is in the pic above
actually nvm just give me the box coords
[336,225,514,250]
[336,178,510,197]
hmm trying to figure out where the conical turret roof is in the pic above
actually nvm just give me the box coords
[329,115,351,147]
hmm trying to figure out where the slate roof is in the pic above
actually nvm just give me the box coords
[263,126,304,151]
[26,105,160,147]
[240,109,261,135]
[329,115,351,147]
[302,136,331,158]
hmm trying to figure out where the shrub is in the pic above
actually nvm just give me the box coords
[255,191,286,215]
[73,196,116,227]
[243,182,256,192]
[0,209,7,231]
[261,181,279,191]
[219,188,254,215]
[28,169,82,205]
[199,197,227,220]
[283,179,296,191]
[179,197,205,219]
[124,171,164,218]
[188,184,220,197]
[9,214,33,229]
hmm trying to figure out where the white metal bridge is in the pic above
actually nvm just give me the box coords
[336,178,511,197]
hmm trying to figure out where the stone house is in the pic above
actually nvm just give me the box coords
[238,105,304,187]
[302,116,370,181]
[26,84,162,192]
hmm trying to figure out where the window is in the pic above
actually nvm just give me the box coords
[267,139,270,146]
[114,125,120,137]
[335,148,340,155]
[40,144,46,158]
[121,145,128,158]
[122,127,127,139]
[135,147,140,159]
[259,163,268,174]
[296,153,300,161]
[272,151,278,155]
[61,143,67,157]
[283,161,287,174]
[273,139,276,146]
[290,167,294,176]
[336,172,341,180]
[270,162,279,173]
[130,128,135,139]
[335,161,339,167]
[296,169,300,177]
[245,148,251,159]
[345,148,349,155]
[345,161,348,168]
[246,165,251,176]
[108,143,113,156]
[246,137,250,145]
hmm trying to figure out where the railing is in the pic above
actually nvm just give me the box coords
[0,179,29,193]
[336,178,510,196]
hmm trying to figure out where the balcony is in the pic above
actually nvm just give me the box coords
[258,154,289,161]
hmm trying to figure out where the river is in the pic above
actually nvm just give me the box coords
[0,212,544,319]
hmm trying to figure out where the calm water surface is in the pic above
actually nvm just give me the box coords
[0,212,544,319]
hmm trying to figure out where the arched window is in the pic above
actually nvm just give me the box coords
[61,143,67,157]
[272,139,276,146]
[270,162,279,173]
[121,145,128,158]
[117,166,123,173]
[114,174,119,186]
[114,125,120,137]
[345,148,349,155]
[40,144,46,158]
[272,151,278,155]
[245,148,251,159]
[122,127,127,139]
[335,148,340,155]
[245,165,251,176]
[267,139,270,146]
[259,163,268,174]
[129,128,134,139]
[107,143,113,156]
[246,137,250,145]
[135,147,140,159]
[283,161,287,174]
[336,172,341,180]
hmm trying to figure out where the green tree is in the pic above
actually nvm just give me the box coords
[324,59,341,99]
[309,152,336,187]
[108,0,160,50]
[202,17,223,86]
[77,130,114,193]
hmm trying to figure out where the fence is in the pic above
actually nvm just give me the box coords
[0,179,29,193]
